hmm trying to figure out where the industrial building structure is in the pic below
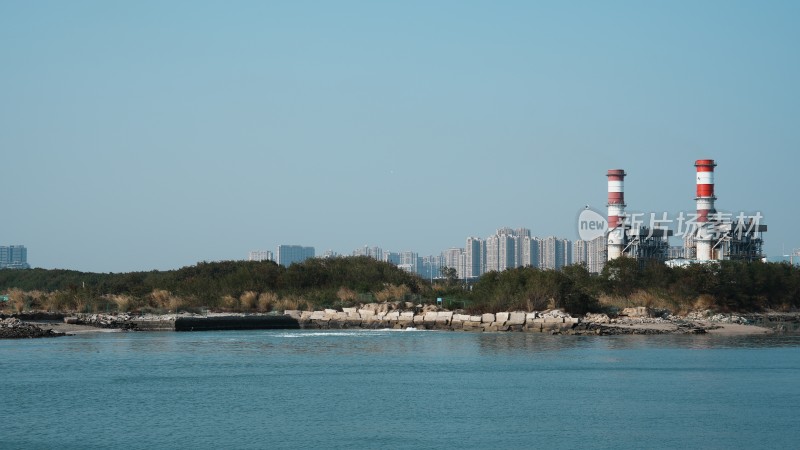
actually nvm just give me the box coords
[684,159,766,262]
[605,169,672,266]
[605,159,766,267]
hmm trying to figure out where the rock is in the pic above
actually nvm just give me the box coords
[583,313,611,324]
[621,307,651,318]
[1,318,66,339]
[437,311,453,322]
[507,312,526,326]
[542,309,567,319]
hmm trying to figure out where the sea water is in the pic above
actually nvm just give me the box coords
[1,330,799,449]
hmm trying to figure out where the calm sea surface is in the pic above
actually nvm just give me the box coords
[1,329,799,449]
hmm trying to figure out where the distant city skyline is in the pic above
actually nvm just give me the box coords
[3,2,798,273]
[253,226,600,278]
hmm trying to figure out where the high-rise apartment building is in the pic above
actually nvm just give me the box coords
[321,249,341,259]
[513,228,531,268]
[587,236,607,274]
[353,245,383,260]
[497,233,515,271]
[398,251,419,275]
[573,240,588,267]
[562,239,573,267]
[248,250,273,262]
[486,228,520,272]
[520,236,541,268]
[443,247,466,279]
[485,234,511,272]
[421,255,442,280]
[382,252,401,265]
[541,236,570,270]
[276,245,315,267]
[465,237,484,279]
[0,245,29,269]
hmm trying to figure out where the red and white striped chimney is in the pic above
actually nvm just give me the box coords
[695,159,716,223]
[694,159,717,261]
[607,169,626,228]
[607,169,626,260]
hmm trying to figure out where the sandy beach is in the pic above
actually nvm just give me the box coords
[602,321,773,336]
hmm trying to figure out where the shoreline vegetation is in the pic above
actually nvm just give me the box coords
[2,256,799,338]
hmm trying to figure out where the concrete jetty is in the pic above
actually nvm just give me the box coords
[62,309,580,333]
[174,315,299,331]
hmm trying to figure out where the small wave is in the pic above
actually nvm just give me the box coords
[270,330,414,338]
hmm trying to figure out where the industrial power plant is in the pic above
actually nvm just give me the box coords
[605,159,766,266]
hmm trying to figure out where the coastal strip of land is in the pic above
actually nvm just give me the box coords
[3,305,793,338]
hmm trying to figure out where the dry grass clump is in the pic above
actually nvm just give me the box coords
[149,289,185,312]
[108,294,134,312]
[239,291,258,311]
[221,295,238,311]
[375,284,410,303]
[598,289,697,315]
[7,288,28,312]
[692,294,716,312]
[336,287,357,303]
[257,292,278,312]
[272,296,310,312]
[41,291,72,312]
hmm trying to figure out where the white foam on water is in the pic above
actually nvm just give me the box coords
[270,329,424,338]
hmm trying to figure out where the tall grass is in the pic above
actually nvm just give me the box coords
[239,291,258,311]
[272,295,309,312]
[108,295,134,312]
[257,292,278,312]
[336,287,357,303]
[374,284,410,303]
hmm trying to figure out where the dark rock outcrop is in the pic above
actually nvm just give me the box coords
[0,318,65,339]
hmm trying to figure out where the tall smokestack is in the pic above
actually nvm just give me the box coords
[607,169,626,261]
[694,159,717,261]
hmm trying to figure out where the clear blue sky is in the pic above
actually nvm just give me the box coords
[2,1,798,272]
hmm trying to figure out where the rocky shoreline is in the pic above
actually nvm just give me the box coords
[0,317,66,339]
[1,305,793,338]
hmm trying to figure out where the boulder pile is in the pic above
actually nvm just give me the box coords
[285,307,580,333]
[0,318,65,339]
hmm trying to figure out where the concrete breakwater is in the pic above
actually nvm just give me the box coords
[6,308,784,336]
[175,315,299,331]
[286,308,580,332]
[66,313,175,331]
[63,309,580,333]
